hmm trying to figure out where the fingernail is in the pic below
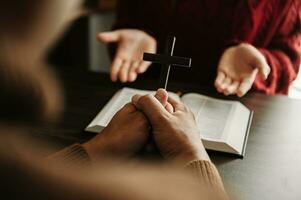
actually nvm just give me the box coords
[155,90,165,101]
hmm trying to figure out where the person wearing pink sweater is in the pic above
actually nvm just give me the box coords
[98,0,301,96]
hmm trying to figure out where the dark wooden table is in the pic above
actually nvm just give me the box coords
[34,68,301,200]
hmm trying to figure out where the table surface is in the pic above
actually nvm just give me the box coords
[34,68,301,200]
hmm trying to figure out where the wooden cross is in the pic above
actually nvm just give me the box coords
[143,36,192,89]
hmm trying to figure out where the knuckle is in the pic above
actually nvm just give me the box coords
[140,94,153,103]
[123,102,132,108]
[117,53,128,60]
[136,94,153,107]
[123,103,136,111]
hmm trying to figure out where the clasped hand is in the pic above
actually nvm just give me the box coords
[83,89,209,164]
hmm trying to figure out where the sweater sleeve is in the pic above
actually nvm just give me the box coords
[254,2,301,95]
[46,144,91,168]
[185,160,229,199]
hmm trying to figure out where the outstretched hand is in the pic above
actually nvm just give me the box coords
[215,43,270,97]
[98,29,157,83]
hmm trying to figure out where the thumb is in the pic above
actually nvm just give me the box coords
[254,58,271,80]
[97,31,120,43]
[155,89,174,113]
[132,94,169,124]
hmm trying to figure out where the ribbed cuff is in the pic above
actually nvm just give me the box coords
[185,160,228,199]
[46,144,91,168]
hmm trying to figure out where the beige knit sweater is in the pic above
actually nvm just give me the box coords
[47,144,229,200]
[0,139,229,200]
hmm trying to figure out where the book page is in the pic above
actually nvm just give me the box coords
[181,94,235,141]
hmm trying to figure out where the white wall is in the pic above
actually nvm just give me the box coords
[88,12,115,73]
[289,69,301,99]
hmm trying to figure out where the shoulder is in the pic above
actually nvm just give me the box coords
[277,0,301,35]
[251,0,297,10]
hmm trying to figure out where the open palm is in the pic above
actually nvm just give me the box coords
[98,29,157,83]
[215,44,270,97]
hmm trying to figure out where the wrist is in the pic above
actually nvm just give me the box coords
[173,143,210,164]
[82,135,108,162]
[82,140,98,162]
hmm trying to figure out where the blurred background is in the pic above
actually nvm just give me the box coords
[290,70,301,98]
[48,0,301,99]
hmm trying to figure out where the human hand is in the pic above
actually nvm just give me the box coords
[215,43,270,97]
[98,29,157,83]
[83,103,149,160]
[132,90,210,164]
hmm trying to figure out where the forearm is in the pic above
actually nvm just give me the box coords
[252,1,301,95]
[46,144,91,168]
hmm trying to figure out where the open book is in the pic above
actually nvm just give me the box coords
[86,87,253,157]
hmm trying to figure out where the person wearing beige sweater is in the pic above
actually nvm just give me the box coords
[0,0,229,199]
